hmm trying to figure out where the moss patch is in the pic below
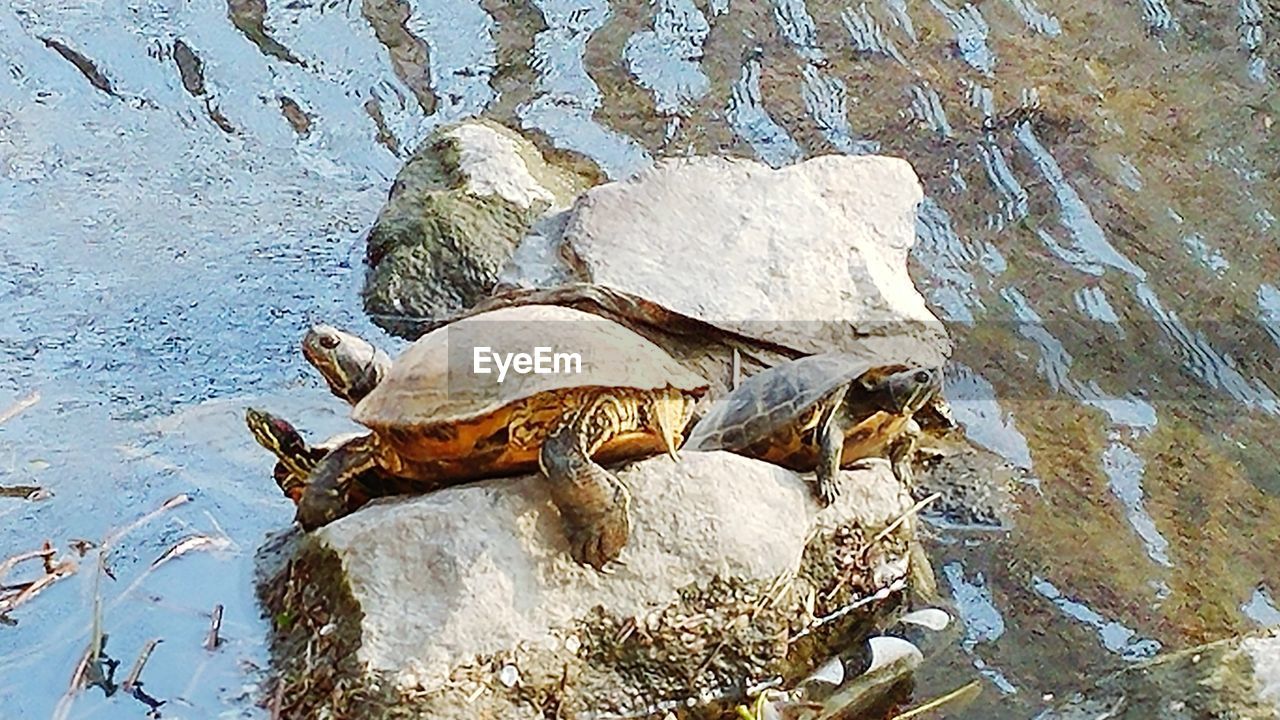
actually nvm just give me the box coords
[258,534,404,718]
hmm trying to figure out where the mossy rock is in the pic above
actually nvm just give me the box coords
[362,119,593,338]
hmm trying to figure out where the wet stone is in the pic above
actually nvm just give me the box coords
[1039,629,1280,720]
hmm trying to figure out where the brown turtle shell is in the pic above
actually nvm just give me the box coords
[351,305,707,475]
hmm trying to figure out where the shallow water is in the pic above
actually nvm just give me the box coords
[0,0,1276,716]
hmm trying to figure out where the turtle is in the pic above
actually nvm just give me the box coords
[684,353,942,504]
[245,407,334,502]
[244,407,414,508]
[301,324,392,405]
[243,324,397,507]
[294,304,709,569]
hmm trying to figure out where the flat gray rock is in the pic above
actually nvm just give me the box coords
[502,154,949,366]
[263,452,921,718]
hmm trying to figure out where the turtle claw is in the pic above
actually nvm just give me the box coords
[815,476,841,507]
[562,477,630,570]
[567,510,629,570]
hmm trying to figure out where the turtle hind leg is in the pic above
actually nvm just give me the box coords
[296,436,380,531]
[538,397,636,570]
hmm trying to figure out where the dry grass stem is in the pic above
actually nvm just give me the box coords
[865,493,941,554]
[121,638,163,693]
[206,604,224,650]
[103,493,191,549]
[0,390,40,426]
[0,544,57,584]
[887,680,982,719]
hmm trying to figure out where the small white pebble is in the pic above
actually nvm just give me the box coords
[498,664,520,688]
[318,623,336,637]
[564,635,581,653]
[900,607,952,631]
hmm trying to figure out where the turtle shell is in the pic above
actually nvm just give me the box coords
[684,353,879,457]
[352,304,707,473]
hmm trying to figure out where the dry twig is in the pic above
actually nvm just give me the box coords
[0,558,77,615]
[205,604,224,650]
[103,493,191,549]
[0,390,40,426]
[152,534,231,569]
[887,680,981,719]
[0,544,56,584]
[863,493,941,557]
[121,638,162,693]
[0,484,46,500]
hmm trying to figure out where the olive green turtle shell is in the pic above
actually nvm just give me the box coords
[685,353,889,455]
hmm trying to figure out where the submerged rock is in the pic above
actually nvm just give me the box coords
[260,452,923,718]
[1039,629,1280,719]
[362,119,590,336]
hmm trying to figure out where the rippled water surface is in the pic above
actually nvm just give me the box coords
[0,0,1276,716]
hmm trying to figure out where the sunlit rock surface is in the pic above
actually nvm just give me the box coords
[508,154,946,357]
[485,153,951,397]
[262,453,917,718]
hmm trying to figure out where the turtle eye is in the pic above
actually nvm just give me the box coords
[319,334,340,350]
[913,370,932,385]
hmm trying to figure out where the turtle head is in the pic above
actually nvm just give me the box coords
[853,365,942,416]
[301,324,390,404]
[245,408,309,463]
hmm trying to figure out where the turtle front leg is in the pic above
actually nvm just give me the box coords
[296,437,380,531]
[887,418,921,489]
[538,400,632,570]
[813,384,850,506]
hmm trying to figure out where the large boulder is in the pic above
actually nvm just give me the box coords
[362,120,591,336]
[260,452,922,719]
[483,154,949,393]
[1040,629,1280,719]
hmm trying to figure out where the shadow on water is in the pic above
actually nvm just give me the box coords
[1,0,1277,716]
